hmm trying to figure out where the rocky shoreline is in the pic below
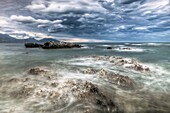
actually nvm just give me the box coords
[0,55,169,113]
[25,41,82,49]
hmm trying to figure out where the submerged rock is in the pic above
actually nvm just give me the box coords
[8,78,20,83]
[110,74,135,88]
[9,84,35,98]
[28,67,49,75]
[83,68,97,74]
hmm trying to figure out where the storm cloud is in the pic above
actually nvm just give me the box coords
[0,0,170,41]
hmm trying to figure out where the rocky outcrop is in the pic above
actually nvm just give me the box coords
[92,56,150,72]
[83,68,135,89]
[120,47,132,50]
[107,74,135,88]
[25,43,43,48]
[25,41,82,49]
[27,67,54,80]
[1,73,120,113]
[42,41,82,49]
[83,68,97,74]
[107,47,112,49]
[28,67,49,75]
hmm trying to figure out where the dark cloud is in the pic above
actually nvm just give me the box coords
[0,0,170,41]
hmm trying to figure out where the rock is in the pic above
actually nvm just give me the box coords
[8,78,20,83]
[25,41,83,49]
[28,67,48,75]
[106,73,135,88]
[107,47,112,49]
[77,81,119,112]
[48,91,60,100]
[114,75,135,88]
[134,64,150,72]
[145,67,150,71]
[51,82,59,87]
[10,85,35,98]
[84,81,99,94]
[25,43,42,48]
[93,56,150,72]
[83,68,97,74]
[122,47,132,50]
[99,69,108,77]
[42,41,82,49]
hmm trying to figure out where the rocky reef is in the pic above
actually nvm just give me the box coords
[92,56,150,72]
[0,59,169,113]
[25,41,82,49]
[83,68,135,89]
[0,67,120,113]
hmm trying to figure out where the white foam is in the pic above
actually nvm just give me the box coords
[114,47,144,52]
[100,45,112,47]
[142,43,162,46]
[131,44,143,46]
[81,46,89,49]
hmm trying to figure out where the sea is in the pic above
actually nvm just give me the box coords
[0,42,170,113]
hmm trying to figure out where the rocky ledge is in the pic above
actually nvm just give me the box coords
[83,68,136,89]
[92,56,150,72]
[25,41,82,49]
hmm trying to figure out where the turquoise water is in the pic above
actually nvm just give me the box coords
[0,43,170,113]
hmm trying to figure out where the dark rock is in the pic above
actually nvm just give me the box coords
[83,68,97,74]
[42,41,82,49]
[108,74,135,88]
[25,41,82,49]
[122,47,131,50]
[25,43,42,48]
[28,67,48,75]
[107,47,112,49]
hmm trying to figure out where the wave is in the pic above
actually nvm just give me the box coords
[113,47,145,52]
[100,44,112,47]
[130,43,160,46]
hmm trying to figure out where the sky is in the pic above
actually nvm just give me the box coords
[0,0,170,42]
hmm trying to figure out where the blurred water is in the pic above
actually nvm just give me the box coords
[0,42,170,113]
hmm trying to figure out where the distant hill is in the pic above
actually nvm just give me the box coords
[0,34,18,43]
[0,33,59,43]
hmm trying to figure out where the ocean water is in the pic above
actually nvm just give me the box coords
[0,42,170,113]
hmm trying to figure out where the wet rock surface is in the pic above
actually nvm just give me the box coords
[24,43,43,48]
[83,68,135,89]
[25,41,82,49]
[0,71,120,113]
[91,56,151,72]
[28,67,49,75]
[83,68,97,74]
